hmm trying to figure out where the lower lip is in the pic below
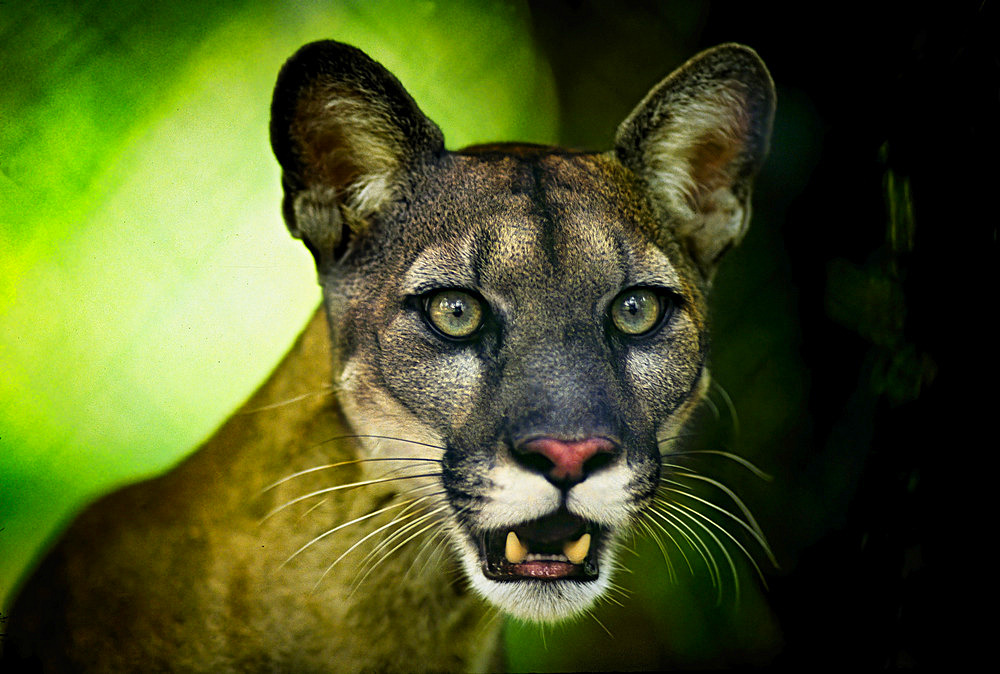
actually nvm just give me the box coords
[508,560,578,579]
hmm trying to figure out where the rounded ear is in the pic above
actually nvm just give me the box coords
[615,43,775,279]
[270,40,445,266]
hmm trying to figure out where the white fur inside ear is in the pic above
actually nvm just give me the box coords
[638,84,754,269]
[349,172,396,216]
[317,94,404,216]
[678,186,748,265]
[642,86,749,220]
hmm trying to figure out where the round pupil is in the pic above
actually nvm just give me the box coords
[429,291,482,337]
[613,289,660,335]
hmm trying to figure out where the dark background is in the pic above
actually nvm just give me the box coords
[517,0,994,669]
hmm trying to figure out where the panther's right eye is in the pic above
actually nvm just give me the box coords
[610,287,669,336]
[423,290,485,339]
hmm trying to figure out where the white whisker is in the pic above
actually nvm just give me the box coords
[644,507,698,577]
[314,434,447,453]
[262,456,441,493]
[659,478,775,566]
[300,497,329,520]
[658,499,761,603]
[662,502,734,604]
[636,517,680,582]
[647,506,722,597]
[655,431,702,449]
[238,386,333,414]
[261,471,441,522]
[701,393,721,421]
[360,504,445,567]
[311,498,434,592]
[281,497,415,568]
[351,506,449,592]
[663,449,772,481]
[408,505,455,579]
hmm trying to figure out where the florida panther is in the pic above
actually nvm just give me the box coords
[3,40,774,671]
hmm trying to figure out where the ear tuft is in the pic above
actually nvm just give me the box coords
[270,41,444,266]
[291,185,344,263]
[615,43,775,278]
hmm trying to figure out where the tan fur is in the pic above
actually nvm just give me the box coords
[5,312,500,671]
[3,40,773,672]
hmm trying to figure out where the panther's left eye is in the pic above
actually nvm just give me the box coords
[424,290,485,339]
[610,287,669,336]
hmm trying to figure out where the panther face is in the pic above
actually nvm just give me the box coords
[270,39,774,622]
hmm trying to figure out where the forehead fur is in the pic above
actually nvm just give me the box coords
[393,150,692,303]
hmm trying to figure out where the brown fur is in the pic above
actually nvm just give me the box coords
[3,41,773,671]
[5,312,500,671]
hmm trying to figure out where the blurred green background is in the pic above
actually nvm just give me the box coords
[2,0,989,669]
[0,0,561,657]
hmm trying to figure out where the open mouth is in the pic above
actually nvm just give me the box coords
[480,509,602,582]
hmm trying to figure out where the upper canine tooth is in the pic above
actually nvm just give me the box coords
[505,531,528,564]
[563,532,591,565]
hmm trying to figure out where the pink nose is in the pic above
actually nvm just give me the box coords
[517,437,616,483]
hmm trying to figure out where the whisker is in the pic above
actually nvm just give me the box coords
[238,386,333,414]
[604,560,634,601]
[644,507,705,577]
[262,456,441,493]
[311,499,433,592]
[300,497,329,520]
[662,449,772,481]
[641,509,697,578]
[475,607,505,646]
[314,434,448,453]
[380,490,450,577]
[660,502,735,605]
[410,521,451,580]
[655,431,703,449]
[363,501,447,563]
[600,589,628,609]
[261,471,441,522]
[612,562,635,577]
[659,474,775,564]
[710,380,740,436]
[351,507,448,593]
[615,537,641,560]
[664,480,778,568]
[585,609,614,638]
[636,517,682,582]
[636,519,677,582]
[647,506,722,598]
[280,495,422,568]
[671,496,770,590]
[701,393,721,421]
[658,498,765,603]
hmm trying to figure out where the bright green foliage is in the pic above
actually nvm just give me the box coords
[0,0,556,607]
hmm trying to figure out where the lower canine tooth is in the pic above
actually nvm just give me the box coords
[563,533,591,564]
[505,531,528,564]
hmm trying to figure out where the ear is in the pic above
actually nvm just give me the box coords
[615,43,775,279]
[270,41,445,267]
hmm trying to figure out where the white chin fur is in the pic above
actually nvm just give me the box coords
[456,537,616,623]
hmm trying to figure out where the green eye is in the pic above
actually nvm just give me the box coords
[425,290,485,339]
[610,288,664,336]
